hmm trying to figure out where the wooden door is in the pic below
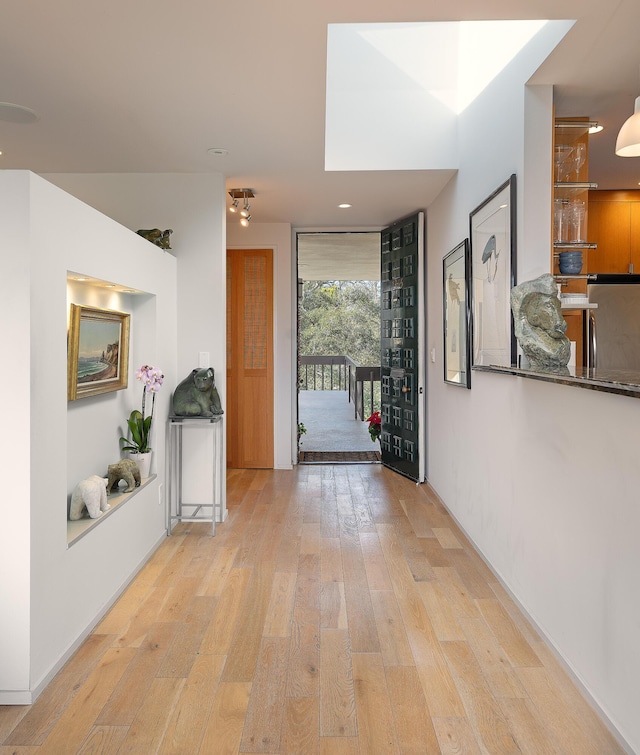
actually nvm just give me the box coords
[379,212,425,482]
[226,249,274,468]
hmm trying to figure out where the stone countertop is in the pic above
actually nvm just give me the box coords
[472,364,640,399]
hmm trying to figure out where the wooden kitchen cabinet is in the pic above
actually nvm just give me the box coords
[587,190,640,273]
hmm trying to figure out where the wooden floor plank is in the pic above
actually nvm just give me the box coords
[369,590,414,667]
[239,637,289,753]
[476,598,542,669]
[432,716,483,755]
[157,595,217,678]
[385,665,441,754]
[198,682,251,755]
[96,622,179,727]
[441,640,521,753]
[320,580,347,630]
[222,562,277,683]
[158,654,225,755]
[116,676,184,754]
[279,696,319,755]
[457,616,527,700]
[359,532,393,591]
[286,574,320,699]
[76,725,129,754]
[319,629,356,737]
[352,652,399,754]
[263,572,298,638]
[320,536,343,583]
[199,566,251,655]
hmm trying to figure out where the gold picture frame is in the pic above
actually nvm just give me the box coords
[67,304,130,400]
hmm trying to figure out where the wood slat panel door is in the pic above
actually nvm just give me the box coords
[380,212,426,482]
[226,248,274,468]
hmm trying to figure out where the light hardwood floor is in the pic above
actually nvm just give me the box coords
[0,465,624,754]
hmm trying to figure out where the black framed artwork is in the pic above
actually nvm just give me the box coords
[443,239,471,388]
[470,174,517,367]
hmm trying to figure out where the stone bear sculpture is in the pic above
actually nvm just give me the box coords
[172,367,223,417]
[107,458,141,494]
[69,476,110,520]
[136,228,173,249]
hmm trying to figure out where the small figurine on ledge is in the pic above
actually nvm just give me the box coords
[106,459,141,494]
[69,476,110,520]
[172,367,223,417]
[136,228,173,249]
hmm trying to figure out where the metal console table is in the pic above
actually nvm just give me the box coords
[167,415,224,535]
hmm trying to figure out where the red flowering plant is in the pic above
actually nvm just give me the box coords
[366,410,381,443]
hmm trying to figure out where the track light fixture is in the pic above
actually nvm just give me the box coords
[228,188,255,227]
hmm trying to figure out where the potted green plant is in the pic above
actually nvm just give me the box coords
[120,365,163,478]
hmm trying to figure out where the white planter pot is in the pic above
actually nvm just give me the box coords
[128,451,152,479]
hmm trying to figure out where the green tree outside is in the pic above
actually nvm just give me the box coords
[299,280,380,365]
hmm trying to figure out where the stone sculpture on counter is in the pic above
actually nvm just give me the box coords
[172,367,224,417]
[69,476,110,520]
[136,228,173,249]
[510,273,571,374]
[107,459,141,494]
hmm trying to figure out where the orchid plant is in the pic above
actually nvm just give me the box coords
[120,365,164,454]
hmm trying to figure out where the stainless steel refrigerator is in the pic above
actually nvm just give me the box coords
[587,275,640,370]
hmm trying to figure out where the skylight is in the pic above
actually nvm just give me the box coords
[356,20,548,115]
[325,20,573,172]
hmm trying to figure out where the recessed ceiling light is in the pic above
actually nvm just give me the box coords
[338,203,352,209]
[208,147,229,156]
[0,102,38,124]
[589,124,604,134]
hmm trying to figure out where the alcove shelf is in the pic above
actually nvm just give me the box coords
[67,475,157,547]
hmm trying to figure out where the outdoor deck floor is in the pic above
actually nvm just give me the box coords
[298,390,374,452]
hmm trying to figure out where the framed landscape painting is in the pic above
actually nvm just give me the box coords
[470,174,517,367]
[67,304,130,400]
[443,239,471,388]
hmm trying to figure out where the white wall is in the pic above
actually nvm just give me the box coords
[0,171,177,701]
[426,33,640,755]
[44,172,228,511]
[227,221,294,469]
[0,173,32,694]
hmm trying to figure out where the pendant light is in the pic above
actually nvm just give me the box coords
[616,97,640,156]
[616,67,640,157]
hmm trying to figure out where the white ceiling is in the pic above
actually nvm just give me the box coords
[1,0,640,230]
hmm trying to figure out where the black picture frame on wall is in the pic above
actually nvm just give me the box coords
[469,174,517,368]
[443,239,471,388]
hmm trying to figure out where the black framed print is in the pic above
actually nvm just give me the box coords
[443,239,471,388]
[470,174,517,367]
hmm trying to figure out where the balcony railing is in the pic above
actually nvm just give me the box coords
[298,355,380,421]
